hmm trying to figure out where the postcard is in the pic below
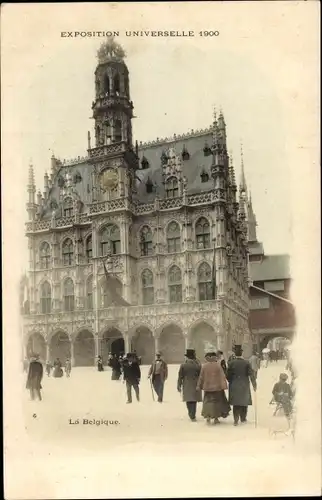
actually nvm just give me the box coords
[2,2,321,498]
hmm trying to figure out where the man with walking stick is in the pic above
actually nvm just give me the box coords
[148,353,168,403]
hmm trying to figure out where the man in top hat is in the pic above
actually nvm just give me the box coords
[26,354,43,401]
[177,349,202,421]
[122,352,141,403]
[227,345,257,426]
[148,352,168,403]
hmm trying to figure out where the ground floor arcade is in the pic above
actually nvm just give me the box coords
[24,319,247,367]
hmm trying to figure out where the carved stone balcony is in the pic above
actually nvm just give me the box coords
[88,142,126,160]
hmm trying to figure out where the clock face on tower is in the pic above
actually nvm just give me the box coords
[100,168,118,190]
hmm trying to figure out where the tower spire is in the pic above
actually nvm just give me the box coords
[239,142,247,196]
[247,189,258,242]
[26,162,37,221]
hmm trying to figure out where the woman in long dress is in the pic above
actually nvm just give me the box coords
[197,352,230,425]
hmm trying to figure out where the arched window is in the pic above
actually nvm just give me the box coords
[63,197,73,218]
[86,235,92,262]
[86,275,93,310]
[95,79,100,94]
[114,119,122,142]
[141,269,154,305]
[114,74,120,94]
[62,238,74,266]
[104,120,112,144]
[167,221,181,253]
[100,225,121,256]
[168,265,182,303]
[140,226,153,256]
[104,74,110,94]
[40,281,51,314]
[166,176,179,198]
[63,278,75,312]
[197,262,213,301]
[40,242,51,269]
[196,217,211,249]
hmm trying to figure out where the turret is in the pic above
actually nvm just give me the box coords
[89,38,138,202]
[92,37,133,148]
[44,172,49,198]
[239,143,247,197]
[26,163,37,221]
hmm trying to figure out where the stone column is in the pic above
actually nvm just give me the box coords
[154,335,160,354]
[70,341,75,367]
[124,333,130,353]
[94,335,100,366]
[46,343,50,364]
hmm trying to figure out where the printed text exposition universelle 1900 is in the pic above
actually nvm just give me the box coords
[60,30,220,38]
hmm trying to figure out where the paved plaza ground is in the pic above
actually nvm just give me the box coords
[6,360,321,498]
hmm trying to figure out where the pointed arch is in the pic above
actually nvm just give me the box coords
[85,234,92,262]
[114,119,122,143]
[195,217,211,249]
[104,73,110,94]
[166,221,181,253]
[158,322,185,364]
[139,225,153,256]
[63,197,73,218]
[63,277,75,311]
[99,224,121,256]
[141,268,154,305]
[62,238,74,266]
[168,264,182,303]
[197,261,213,301]
[114,74,120,94]
[39,241,51,269]
[165,176,179,198]
[40,280,51,314]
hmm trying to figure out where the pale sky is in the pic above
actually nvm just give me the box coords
[2,2,319,277]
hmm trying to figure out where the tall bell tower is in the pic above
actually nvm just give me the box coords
[89,38,138,200]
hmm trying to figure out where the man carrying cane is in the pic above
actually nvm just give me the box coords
[227,345,257,426]
[148,353,168,403]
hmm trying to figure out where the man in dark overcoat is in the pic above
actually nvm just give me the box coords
[227,345,257,426]
[122,353,141,403]
[177,349,202,421]
[148,353,168,403]
[26,354,43,401]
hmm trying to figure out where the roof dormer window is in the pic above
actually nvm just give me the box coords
[146,177,154,193]
[161,150,168,165]
[200,169,209,183]
[181,145,190,161]
[141,155,150,170]
[203,141,212,157]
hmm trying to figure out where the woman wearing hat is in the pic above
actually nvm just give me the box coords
[196,351,230,425]
[177,349,202,421]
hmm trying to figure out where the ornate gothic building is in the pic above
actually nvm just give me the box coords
[21,39,252,366]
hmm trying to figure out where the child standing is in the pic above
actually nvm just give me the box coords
[272,373,293,418]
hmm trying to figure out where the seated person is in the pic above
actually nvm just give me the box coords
[272,373,293,418]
